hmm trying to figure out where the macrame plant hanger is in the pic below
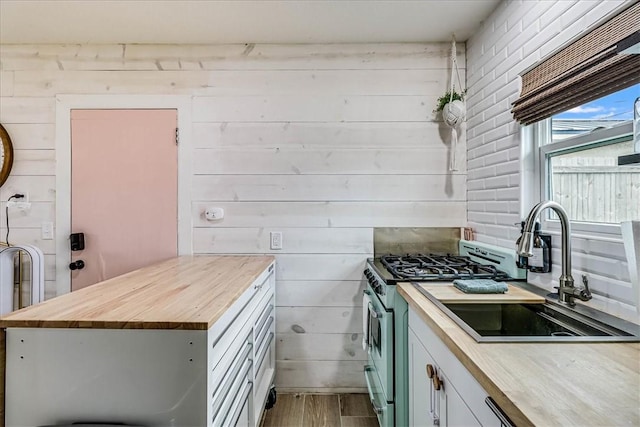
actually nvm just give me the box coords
[447,35,465,172]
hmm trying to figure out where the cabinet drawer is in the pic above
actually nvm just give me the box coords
[212,355,253,426]
[211,320,252,383]
[207,261,276,427]
[255,299,274,340]
[255,330,274,374]
[209,290,259,358]
[255,303,274,348]
[255,321,273,364]
[222,377,253,427]
[252,263,275,304]
[212,333,252,418]
[208,262,275,350]
[364,364,394,427]
[254,331,274,396]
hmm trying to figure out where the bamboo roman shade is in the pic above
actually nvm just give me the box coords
[511,2,640,125]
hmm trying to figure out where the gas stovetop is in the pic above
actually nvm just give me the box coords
[366,240,527,287]
[379,254,511,281]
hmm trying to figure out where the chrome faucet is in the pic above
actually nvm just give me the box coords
[517,200,592,307]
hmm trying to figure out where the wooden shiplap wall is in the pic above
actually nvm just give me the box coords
[0,43,467,391]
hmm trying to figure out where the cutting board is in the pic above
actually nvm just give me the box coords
[418,283,545,304]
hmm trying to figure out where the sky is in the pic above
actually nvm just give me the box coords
[554,83,640,121]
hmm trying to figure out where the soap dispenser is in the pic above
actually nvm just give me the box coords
[528,222,551,273]
[515,221,528,269]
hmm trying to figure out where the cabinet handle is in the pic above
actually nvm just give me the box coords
[256,332,274,373]
[432,374,442,391]
[226,380,253,427]
[426,363,440,425]
[211,338,252,416]
[485,397,515,427]
[426,364,442,390]
[426,364,435,378]
[256,303,274,338]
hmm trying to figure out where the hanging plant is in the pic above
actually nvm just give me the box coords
[435,89,467,128]
[434,89,466,114]
[437,35,467,172]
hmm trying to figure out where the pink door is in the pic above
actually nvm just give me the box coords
[70,109,178,291]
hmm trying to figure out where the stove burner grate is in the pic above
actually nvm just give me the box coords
[380,254,510,281]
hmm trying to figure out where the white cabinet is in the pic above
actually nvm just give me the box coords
[408,307,510,427]
[208,261,276,427]
[409,328,479,427]
[409,327,436,427]
[5,261,276,427]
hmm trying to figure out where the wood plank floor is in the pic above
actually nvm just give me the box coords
[261,393,378,427]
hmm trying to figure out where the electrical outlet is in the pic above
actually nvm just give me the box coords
[7,201,31,211]
[7,191,29,203]
[7,191,30,208]
[270,231,283,250]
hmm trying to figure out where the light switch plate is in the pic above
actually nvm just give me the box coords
[270,231,283,250]
[41,222,54,240]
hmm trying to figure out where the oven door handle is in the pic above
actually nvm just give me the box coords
[362,290,370,350]
[364,365,384,415]
[363,289,382,318]
[368,302,381,319]
[370,398,384,415]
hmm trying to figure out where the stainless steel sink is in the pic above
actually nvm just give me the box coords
[413,283,640,343]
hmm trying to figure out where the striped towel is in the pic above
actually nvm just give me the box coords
[453,279,509,294]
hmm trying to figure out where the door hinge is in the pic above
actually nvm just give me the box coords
[175,127,179,145]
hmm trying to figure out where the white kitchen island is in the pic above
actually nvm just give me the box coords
[0,255,276,427]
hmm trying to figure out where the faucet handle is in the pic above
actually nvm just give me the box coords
[580,275,592,301]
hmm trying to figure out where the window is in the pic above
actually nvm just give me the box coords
[536,84,640,229]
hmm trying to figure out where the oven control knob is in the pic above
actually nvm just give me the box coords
[374,280,384,294]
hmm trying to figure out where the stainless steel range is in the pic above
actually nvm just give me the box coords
[362,239,526,427]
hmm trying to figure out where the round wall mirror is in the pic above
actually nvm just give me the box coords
[0,124,14,187]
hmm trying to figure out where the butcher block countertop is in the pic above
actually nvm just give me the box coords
[398,283,640,427]
[0,255,275,330]
[418,283,545,304]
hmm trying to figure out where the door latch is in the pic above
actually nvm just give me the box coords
[69,260,85,270]
[70,232,85,251]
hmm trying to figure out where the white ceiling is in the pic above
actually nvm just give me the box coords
[0,0,501,45]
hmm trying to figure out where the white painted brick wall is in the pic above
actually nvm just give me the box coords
[466,0,637,320]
